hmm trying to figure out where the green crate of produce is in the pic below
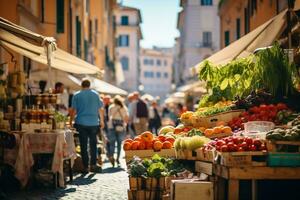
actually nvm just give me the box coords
[268,153,300,167]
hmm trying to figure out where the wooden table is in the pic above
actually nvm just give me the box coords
[213,164,300,200]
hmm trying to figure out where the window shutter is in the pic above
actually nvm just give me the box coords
[76,16,81,57]
[56,0,64,33]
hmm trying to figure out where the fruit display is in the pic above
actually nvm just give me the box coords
[196,105,232,117]
[291,115,300,126]
[202,136,267,152]
[123,131,175,151]
[203,125,232,137]
[266,125,300,141]
[174,136,210,151]
[127,154,185,178]
[228,103,291,131]
[234,90,273,109]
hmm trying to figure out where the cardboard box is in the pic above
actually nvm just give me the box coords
[170,179,213,200]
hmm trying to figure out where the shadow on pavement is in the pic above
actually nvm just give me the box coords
[101,166,126,174]
[69,173,97,186]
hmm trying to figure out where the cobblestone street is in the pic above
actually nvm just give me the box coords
[7,157,129,200]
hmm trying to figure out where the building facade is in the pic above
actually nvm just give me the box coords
[114,5,142,92]
[0,0,116,80]
[219,0,288,48]
[176,0,220,84]
[139,48,173,100]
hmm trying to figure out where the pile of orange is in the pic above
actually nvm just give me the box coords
[204,125,232,137]
[123,131,175,151]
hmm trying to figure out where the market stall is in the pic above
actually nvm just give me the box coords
[123,41,300,199]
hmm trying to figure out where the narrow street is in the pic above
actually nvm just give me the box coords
[7,158,129,200]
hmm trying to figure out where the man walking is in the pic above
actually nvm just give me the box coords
[70,80,104,173]
[130,92,149,134]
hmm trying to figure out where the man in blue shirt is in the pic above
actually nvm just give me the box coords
[70,80,104,173]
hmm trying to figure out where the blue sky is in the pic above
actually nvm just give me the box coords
[121,0,181,48]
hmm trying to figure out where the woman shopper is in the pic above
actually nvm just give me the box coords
[107,96,129,167]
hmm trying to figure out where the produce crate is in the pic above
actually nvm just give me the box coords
[170,180,214,200]
[266,140,300,153]
[268,153,300,167]
[175,149,197,160]
[195,149,216,162]
[216,151,267,167]
[127,190,165,200]
[129,176,177,191]
[195,161,213,175]
[125,149,176,163]
[193,109,244,128]
[129,177,144,190]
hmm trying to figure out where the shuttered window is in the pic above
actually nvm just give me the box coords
[56,0,64,33]
[76,16,81,57]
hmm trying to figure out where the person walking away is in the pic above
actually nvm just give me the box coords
[107,96,129,167]
[130,92,149,134]
[70,80,104,173]
[148,101,161,135]
[127,93,136,137]
[102,95,111,162]
[54,82,69,115]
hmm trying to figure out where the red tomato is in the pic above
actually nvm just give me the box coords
[276,103,288,110]
[238,147,244,152]
[250,145,257,151]
[245,137,253,146]
[253,139,262,147]
[220,145,228,152]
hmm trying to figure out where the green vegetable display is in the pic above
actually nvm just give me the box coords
[128,154,185,178]
[266,125,300,141]
[187,129,203,137]
[198,44,300,108]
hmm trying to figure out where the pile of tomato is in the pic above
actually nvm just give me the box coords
[228,103,288,131]
[202,136,266,152]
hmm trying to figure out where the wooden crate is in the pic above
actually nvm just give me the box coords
[145,177,166,190]
[266,140,300,153]
[170,180,214,200]
[128,190,165,200]
[125,149,176,162]
[217,151,267,167]
[129,177,144,190]
[192,109,244,128]
[268,152,300,167]
[195,161,213,175]
[195,149,216,162]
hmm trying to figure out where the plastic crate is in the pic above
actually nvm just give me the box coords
[268,153,300,167]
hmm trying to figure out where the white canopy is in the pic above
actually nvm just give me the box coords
[192,9,288,75]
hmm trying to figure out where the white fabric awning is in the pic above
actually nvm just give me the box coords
[192,9,288,75]
[177,81,207,94]
[69,75,128,96]
[0,27,101,74]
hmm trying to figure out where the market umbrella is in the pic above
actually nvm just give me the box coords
[141,94,155,101]
[191,9,288,75]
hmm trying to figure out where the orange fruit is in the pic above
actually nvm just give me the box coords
[222,126,232,134]
[162,141,172,149]
[165,137,175,145]
[123,142,132,151]
[204,128,213,136]
[124,139,133,144]
[141,131,154,143]
[131,141,139,150]
[138,142,146,150]
[158,135,166,142]
[212,127,222,134]
[145,142,153,149]
[134,136,142,142]
[153,141,163,151]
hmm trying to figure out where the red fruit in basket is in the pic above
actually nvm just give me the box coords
[232,144,238,152]
[232,137,239,145]
[245,137,253,146]
[259,144,267,151]
[253,139,262,147]
[220,145,228,152]
[276,103,288,110]
[239,142,248,151]
[238,137,245,144]
[227,142,234,152]
[250,145,257,151]
[216,140,225,147]
[238,147,244,152]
